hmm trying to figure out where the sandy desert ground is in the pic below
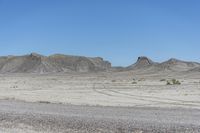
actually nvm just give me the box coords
[0,72,200,109]
[0,71,200,132]
[1,100,200,133]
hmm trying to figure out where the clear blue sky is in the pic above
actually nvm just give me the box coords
[0,0,199,66]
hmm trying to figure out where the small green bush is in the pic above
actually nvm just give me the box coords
[166,79,181,85]
[166,81,172,85]
[172,79,181,85]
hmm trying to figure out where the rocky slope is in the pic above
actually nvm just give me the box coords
[157,58,200,71]
[0,53,199,74]
[127,56,200,72]
[128,56,157,69]
[0,53,111,73]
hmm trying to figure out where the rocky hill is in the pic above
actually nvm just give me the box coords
[0,53,199,74]
[128,56,157,69]
[127,56,200,72]
[157,58,200,71]
[0,53,111,73]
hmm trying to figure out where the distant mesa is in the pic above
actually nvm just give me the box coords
[0,53,199,74]
[0,53,111,74]
[127,56,200,73]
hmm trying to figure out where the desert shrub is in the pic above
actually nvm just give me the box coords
[132,81,137,84]
[166,79,181,85]
[138,78,145,81]
[172,79,181,85]
[166,81,172,85]
[112,80,116,82]
[160,79,166,81]
[11,85,18,88]
[38,101,51,104]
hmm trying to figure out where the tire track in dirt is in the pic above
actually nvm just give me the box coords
[93,83,200,108]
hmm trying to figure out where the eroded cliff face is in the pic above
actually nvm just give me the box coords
[0,53,199,74]
[0,53,111,73]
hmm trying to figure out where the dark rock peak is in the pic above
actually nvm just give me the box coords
[30,53,44,58]
[127,56,155,69]
[137,56,150,61]
[136,56,154,65]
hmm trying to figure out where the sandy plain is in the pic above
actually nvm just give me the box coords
[0,71,200,132]
[0,72,199,109]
